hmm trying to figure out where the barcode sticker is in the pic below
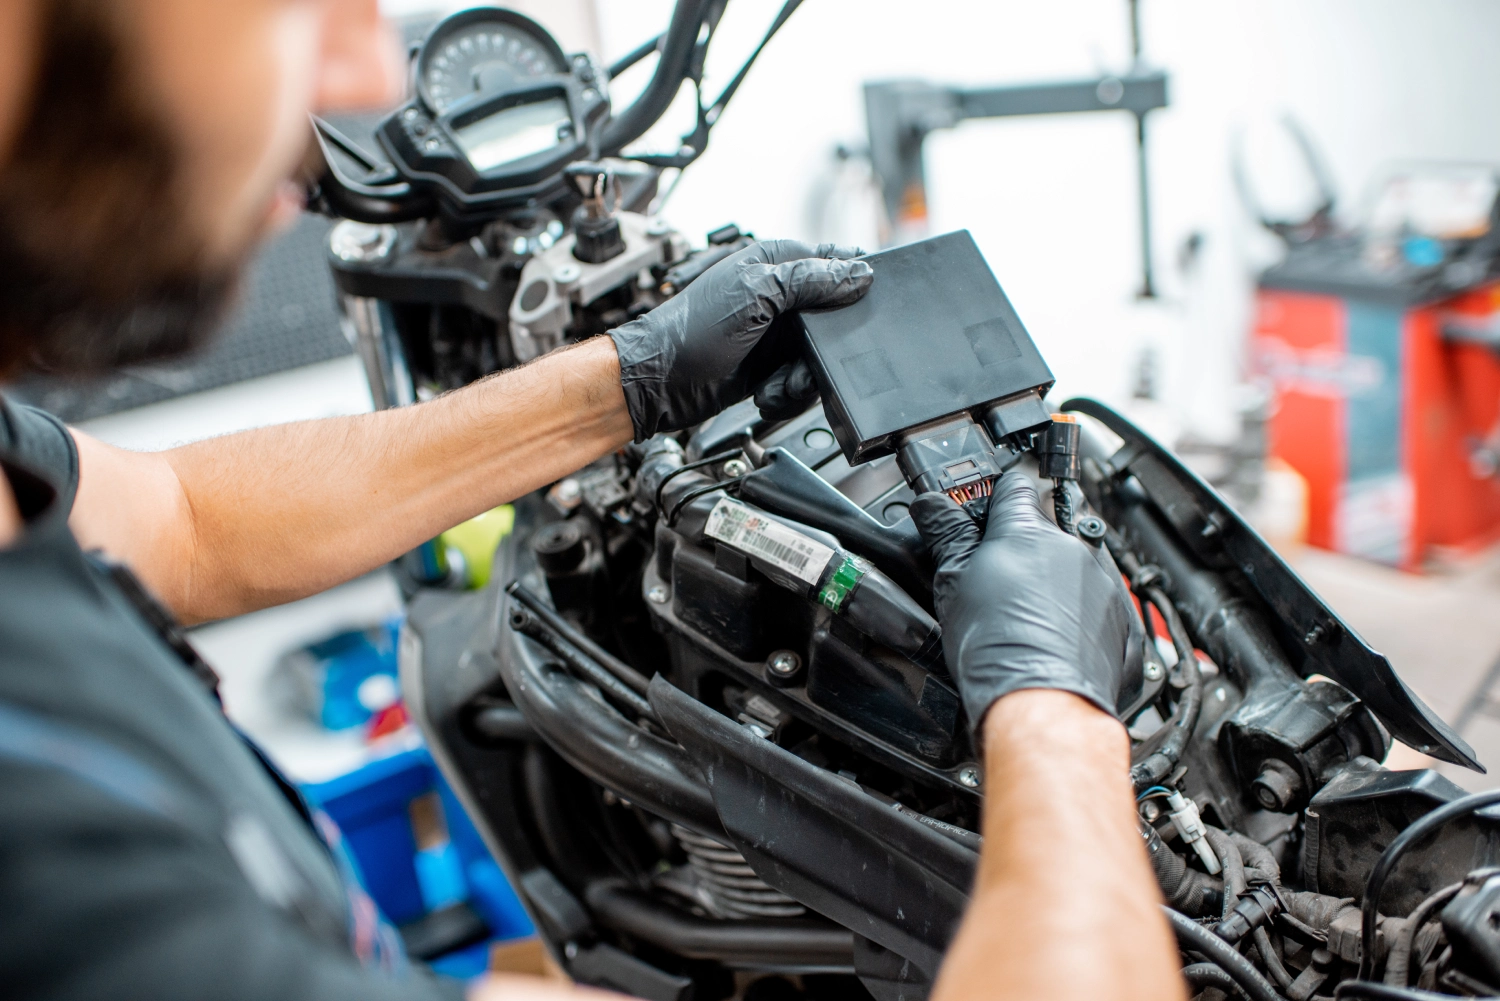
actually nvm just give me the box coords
[703,497,836,587]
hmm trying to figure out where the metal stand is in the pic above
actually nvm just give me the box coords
[862,1,1167,297]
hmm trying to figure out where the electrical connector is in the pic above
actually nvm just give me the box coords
[1038,414,1082,534]
[1166,789,1221,875]
[895,417,1000,507]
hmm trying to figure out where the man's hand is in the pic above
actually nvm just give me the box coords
[916,475,1184,1001]
[610,240,872,441]
[910,470,1142,730]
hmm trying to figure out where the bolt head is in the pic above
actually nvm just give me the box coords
[1139,799,1161,823]
[646,585,669,604]
[553,263,582,284]
[722,458,750,478]
[1144,661,1164,683]
[1251,761,1302,812]
[1076,516,1107,542]
[767,650,801,678]
[958,766,982,789]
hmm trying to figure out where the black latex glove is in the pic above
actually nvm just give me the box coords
[911,471,1144,733]
[610,240,871,441]
[753,357,821,421]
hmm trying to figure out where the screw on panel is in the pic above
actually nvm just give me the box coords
[721,458,750,478]
[766,650,802,684]
[646,585,669,604]
[958,766,982,789]
[1076,516,1107,543]
[1144,661,1164,683]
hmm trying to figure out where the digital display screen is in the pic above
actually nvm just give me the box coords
[453,97,570,172]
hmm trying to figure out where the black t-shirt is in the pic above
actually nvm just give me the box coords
[0,397,464,1001]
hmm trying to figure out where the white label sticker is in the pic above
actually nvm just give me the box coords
[703,497,835,587]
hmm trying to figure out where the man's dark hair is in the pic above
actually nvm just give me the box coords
[0,0,240,377]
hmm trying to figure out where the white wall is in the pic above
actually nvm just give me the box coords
[592,0,1500,442]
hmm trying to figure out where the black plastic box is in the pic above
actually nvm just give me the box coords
[796,230,1053,464]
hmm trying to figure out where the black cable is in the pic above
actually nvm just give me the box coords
[1164,907,1287,1001]
[1334,982,1479,1000]
[653,448,742,514]
[507,582,653,698]
[1181,963,1250,1001]
[1052,478,1075,534]
[1385,881,1463,988]
[1359,788,1500,981]
[1129,584,1204,792]
[509,606,658,724]
[608,32,663,78]
[666,479,746,526]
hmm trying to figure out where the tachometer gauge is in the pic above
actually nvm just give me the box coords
[417,9,568,117]
[377,6,607,217]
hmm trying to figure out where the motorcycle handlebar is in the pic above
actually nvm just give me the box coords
[600,0,710,156]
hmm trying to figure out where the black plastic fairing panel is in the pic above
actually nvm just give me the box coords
[648,676,976,982]
[1062,396,1481,771]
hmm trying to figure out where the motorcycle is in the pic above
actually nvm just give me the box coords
[308,4,1500,999]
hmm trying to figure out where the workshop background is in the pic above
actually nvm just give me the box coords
[19,0,1500,974]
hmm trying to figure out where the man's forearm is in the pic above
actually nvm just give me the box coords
[931,690,1184,1001]
[74,336,632,622]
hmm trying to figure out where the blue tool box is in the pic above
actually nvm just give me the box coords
[301,745,534,979]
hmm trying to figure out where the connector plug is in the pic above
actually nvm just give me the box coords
[895,417,1000,507]
[1166,789,1222,875]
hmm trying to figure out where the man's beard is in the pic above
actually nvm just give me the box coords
[0,0,245,378]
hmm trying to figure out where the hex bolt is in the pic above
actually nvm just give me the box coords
[721,458,750,478]
[958,766,982,789]
[766,650,802,681]
[1251,760,1302,812]
[646,585,669,604]
[1144,661,1164,683]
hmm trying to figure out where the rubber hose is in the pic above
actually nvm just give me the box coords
[1332,983,1462,1000]
[1382,882,1462,988]
[1252,927,1294,991]
[1164,907,1287,1001]
[1359,788,1500,981]
[1230,832,1281,885]
[1204,827,1246,918]
[1181,962,1251,1000]
[1206,829,1292,990]
[1142,820,1222,917]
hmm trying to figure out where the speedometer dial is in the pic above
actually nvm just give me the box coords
[417,9,568,117]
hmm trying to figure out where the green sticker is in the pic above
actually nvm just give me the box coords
[817,555,871,613]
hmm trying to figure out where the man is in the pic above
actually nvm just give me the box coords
[0,1,1184,999]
